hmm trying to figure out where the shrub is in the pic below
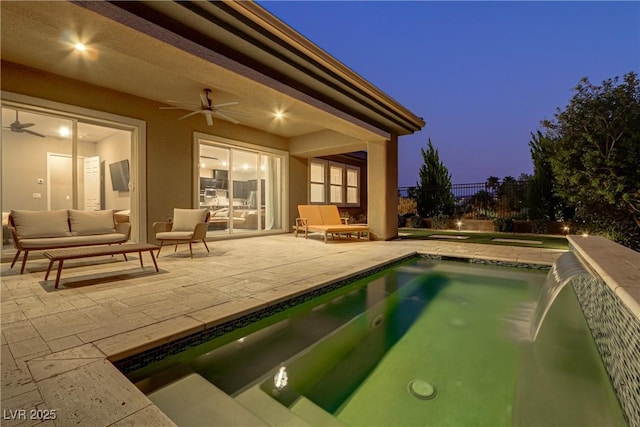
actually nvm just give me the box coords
[410,215,424,228]
[531,219,550,234]
[431,214,449,230]
[398,197,417,216]
[574,207,640,251]
[493,217,514,232]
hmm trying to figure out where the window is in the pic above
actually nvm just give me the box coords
[309,159,360,207]
[346,166,359,206]
[329,163,343,204]
[309,160,326,203]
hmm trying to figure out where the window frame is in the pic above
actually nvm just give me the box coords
[309,158,360,208]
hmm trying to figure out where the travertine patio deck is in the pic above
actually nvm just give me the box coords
[1,234,564,426]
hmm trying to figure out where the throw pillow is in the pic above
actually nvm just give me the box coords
[11,209,71,238]
[172,208,208,231]
[69,210,116,236]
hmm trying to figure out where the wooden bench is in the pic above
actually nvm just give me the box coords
[44,243,159,288]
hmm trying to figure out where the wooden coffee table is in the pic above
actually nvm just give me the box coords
[44,243,159,288]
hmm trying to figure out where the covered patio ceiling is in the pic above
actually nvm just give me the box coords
[1,1,424,154]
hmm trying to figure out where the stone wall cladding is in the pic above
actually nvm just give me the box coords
[572,274,640,427]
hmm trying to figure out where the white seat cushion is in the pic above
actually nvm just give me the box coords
[156,231,195,241]
[171,208,207,231]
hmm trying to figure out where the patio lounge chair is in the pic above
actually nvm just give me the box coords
[153,208,210,258]
[294,205,369,243]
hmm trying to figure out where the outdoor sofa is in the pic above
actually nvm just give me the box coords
[294,205,370,243]
[8,209,131,274]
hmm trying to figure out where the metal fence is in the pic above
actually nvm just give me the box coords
[399,180,532,220]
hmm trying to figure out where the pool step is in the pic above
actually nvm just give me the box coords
[290,396,349,427]
[148,373,269,426]
[235,385,313,427]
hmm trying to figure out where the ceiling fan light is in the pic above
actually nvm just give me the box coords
[58,127,71,137]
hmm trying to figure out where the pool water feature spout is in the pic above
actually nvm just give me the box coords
[530,252,591,340]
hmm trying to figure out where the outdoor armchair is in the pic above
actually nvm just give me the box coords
[153,208,210,258]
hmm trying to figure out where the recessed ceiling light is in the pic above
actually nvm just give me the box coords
[74,43,87,52]
[58,127,71,137]
[274,111,284,119]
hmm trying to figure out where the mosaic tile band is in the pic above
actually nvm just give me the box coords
[572,274,639,427]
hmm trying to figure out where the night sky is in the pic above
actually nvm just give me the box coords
[259,1,640,186]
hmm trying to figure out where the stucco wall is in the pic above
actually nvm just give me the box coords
[1,61,289,241]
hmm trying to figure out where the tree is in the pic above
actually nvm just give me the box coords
[415,139,454,218]
[528,131,565,220]
[542,72,640,248]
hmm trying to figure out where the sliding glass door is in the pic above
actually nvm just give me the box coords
[198,136,286,237]
[1,103,136,254]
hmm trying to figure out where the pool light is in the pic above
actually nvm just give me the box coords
[274,366,288,390]
[408,379,437,400]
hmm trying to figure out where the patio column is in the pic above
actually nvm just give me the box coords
[367,134,398,240]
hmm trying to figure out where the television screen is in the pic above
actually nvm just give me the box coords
[214,169,228,181]
[109,159,130,191]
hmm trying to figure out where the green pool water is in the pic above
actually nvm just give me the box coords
[129,258,626,427]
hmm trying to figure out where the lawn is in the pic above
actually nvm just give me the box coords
[398,228,569,250]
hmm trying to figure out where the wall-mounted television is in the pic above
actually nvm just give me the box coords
[109,159,130,191]
[214,169,228,181]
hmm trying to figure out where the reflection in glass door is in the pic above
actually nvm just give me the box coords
[1,105,134,255]
[261,154,282,231]
[198,138,286,237]
[231,149,258,233]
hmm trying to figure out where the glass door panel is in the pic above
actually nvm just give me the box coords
[2,106,136,256]
[199,144,230,233]
[198,137,286,238]
[261,154,282,231]
[230,149,258,233]
[1,108,73,212]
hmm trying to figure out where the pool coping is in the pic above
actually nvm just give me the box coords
[568,235,640,319]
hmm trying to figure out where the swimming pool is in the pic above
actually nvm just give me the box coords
[126,257,626,426]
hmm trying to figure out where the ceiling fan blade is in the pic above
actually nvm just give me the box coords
[178,111,202,120]
[200,93,211,108]
[219,109,250,117]
[159,106,193,110]
[213,102,239,109]
[213,111,240,125]
[204,111,214,126]
[165,100,200,107]
[19,122,35,128]
[23,129,45,138]
[201,155,218,160]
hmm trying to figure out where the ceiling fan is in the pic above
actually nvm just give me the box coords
[160,89,247,125]
[4,111,45,137]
